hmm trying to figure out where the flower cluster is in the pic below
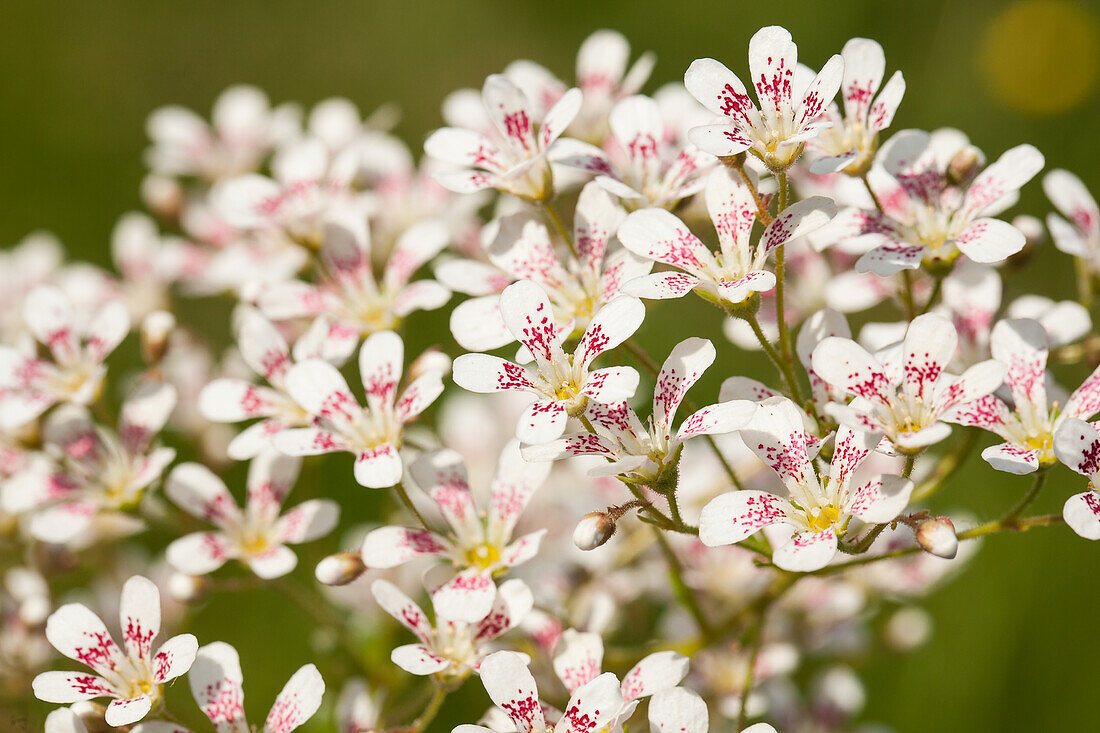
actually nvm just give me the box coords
[8,23,1097,733]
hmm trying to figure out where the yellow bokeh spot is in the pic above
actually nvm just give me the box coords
[980,0,1099,115]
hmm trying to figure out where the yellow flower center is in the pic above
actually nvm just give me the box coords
[464,543,500,570]
[808,504,840,532]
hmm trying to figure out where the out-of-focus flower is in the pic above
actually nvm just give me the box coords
[829,129,1043,276]
[1044,168,1100,271]
[0,286,129,430]
[3,382,176,544]
[371,577,531,679]
[361,442,549,621]
[164,450,337,578]
[259,208,450,336]
[425,75,581,202]
[276,331,444,488]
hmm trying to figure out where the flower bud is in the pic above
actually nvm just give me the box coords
[140,174,183,221]
[316,551,367,586]
[946,146,985,187]
[573,511,615,551]
[916,516,958,559]
[72,701,112,733]
[167,572,208,604]
[141,310,176,365]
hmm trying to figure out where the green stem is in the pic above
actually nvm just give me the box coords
[809,511,1064,576]
[1003,469,1049,523]
[394,482,431,530]
[652,527,714,638]
[861,173,886,213]
[772,172,796,378]
[736,617,766,732]
[918,275,944,315]
[743,312,802,401]
[408,685,449,733]
[911,429,978,502]
[899,269,917,320]
[541,201,578,258]
[622,338,746,491]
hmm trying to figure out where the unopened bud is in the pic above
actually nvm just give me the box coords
[884,605,933,652]
[573,511,616,551]
[140,174,184,221]
[408,347,451,382]
[1012,215,1046,247]
[316,551,367,586]
[141,310,176,365]
[946,146,985,187]
[916,516,958,559]
[168,572,209,604]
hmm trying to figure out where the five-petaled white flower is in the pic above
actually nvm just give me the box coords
[2,382,177,544]
[199,310,351,461]
[806,38,905,176]
[831,128,1044,276]
[32,576,198,727]
[260,207,451,337]
[552,94,716,210]
[947,318,1100,474]
[523,338,755,483]
[361,441,550,621]
[700,398,914,571]
[0,286,129,430]
[453,280,644,444]
[425,74,581,202]
[684,26,844,171]
[371,577,532,680]
[164,450,339,579]
[275,330,445,488]
[442,182,651,351]
[812,312,1006,453]
[617,168,835,307]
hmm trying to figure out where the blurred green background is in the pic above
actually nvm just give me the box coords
[3,1,1100,731]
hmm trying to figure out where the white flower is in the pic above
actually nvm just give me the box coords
[32,576,198,727]
[275,331,444,488]
[830,129,1044,275]
[145,85,299,181]
[1053,418,1100,540]
[0,286,129,430]
[164,450,338,579]
[812,312,1006,452]
[2,382,177,544]
[134,640,324,733]
[1044,168,1100,270]
[259,208,451,335]
[452,280,644,444]
[700,398,913,572]
[806,37,905,175]
[947,318,1100,473]
[425,75,581,201]
[684,26,844,170]
[371,577,532,679]
[441,182,651,351]
[552,94,716,210]
[523,338,755,483]
[617,168,835,307]
[361,441,549,621]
